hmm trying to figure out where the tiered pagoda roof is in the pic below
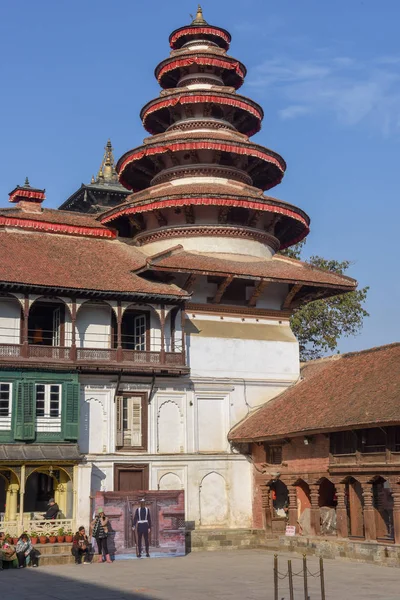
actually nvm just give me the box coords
[0,7,357,309]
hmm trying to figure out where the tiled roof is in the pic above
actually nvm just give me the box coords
[143,249,356,289]
[229,343,400,441]
[0,207,108,228]
[0,229,187,298]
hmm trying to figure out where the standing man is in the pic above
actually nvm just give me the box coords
[132,498,151,558]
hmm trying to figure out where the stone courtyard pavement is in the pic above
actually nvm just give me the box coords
[1,550,399,600]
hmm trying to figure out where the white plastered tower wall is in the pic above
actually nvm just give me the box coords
[76,315,299,529]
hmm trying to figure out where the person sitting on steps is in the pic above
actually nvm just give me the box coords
[71,526,91,565]
[16,533,38,568]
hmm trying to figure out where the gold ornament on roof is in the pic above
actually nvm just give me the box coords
[95,139,118,184]
[191,5,208,25]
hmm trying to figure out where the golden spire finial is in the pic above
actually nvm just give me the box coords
[95,139,118,184]
[191,4,208,25]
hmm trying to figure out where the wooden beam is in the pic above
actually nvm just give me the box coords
[282,284,303,309]
[212,276,234,304]
[183,274,198,294]
[248,279,269,307]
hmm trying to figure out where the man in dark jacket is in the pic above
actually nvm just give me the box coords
[71,526,91,565]
[132,498,151,558]
[43,498,59,520]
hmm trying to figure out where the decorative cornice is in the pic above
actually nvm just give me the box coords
[0,216,116,238]
[167,119,236,133]
[133,224,281,251]
[186,302,293,319]
[151,164,252,186]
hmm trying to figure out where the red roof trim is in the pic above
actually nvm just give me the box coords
[9,189,45,203]
[0,216,116,238]
[170,27,231,48]
[118,141,285,190]
[157,57,245,88]
[100,196,309,231]
[142,94,262,135]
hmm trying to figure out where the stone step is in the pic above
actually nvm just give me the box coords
[32,542,74,555]
[38,553,76,566]
[187,528,267,552]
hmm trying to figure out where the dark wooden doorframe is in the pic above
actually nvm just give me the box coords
[114,464,149,492]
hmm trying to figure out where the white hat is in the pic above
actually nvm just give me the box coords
[140,498,145,502]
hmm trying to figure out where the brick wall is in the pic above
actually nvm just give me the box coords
[250,435,330,527]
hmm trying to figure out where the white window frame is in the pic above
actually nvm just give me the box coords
[0,382,12,431]
[35,383,62,432]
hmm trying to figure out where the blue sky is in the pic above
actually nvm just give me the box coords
[0,0,399,353]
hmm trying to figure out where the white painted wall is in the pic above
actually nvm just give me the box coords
[0,298,20,344]
[76,304,111,348]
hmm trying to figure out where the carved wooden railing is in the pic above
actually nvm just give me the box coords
[0,343,187,369]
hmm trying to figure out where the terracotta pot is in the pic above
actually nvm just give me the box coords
[48,536,57,544]
[57,535,65,543]
[31,537,38,545]
[65,535,73,543]
[39,536,47,544]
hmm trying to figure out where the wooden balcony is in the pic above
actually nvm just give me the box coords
[0,343,188,375]
[330,451,400,472]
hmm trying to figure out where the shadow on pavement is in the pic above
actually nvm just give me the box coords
[0,565,161,600]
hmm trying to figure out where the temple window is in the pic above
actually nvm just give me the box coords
[360,427,387,453]
[0,382,12,429]
[36,383,62,432]
[265,444,282,465]
[116,393,147,450]
[330,430,357,454]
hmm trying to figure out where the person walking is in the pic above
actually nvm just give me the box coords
[132,498,151,558]
[91,508,112,563]
[71,526,91,565]
[16,533,38,568]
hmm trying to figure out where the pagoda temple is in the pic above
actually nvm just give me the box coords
[60,139,129,213]
[0,7,363,544]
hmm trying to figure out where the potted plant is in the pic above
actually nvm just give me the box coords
[57,527,65,543]
[65,529,73,543]
[48,534,57,544]
[39,534,48,544]
[30,531,38,545]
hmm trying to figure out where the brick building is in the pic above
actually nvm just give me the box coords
[229,343,400,553]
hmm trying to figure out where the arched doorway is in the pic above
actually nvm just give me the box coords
[24,468,73,518]
[270,479,288,517]
[319,478,337,535]
[0,473,7,515]
[295,479,311,535]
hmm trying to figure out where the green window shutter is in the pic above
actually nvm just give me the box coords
[14,381,35,441]
[62,382,80,441]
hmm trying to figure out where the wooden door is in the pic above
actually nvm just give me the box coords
[114,464,149,492]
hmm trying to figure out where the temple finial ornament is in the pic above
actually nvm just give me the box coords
[24,177,30,187]
[191,4,208,25]
[95,139,118,184]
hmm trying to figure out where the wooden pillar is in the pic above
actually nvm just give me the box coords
[21,294,29,358]
[362,483,376,541]
[349,480,364,537]
[375,485,389,538]
[160,305,166,363]
[391,491,400,545]
[70,298,77,361]
[261,484,272,533]
[309,484,321,536]
[116,301,123,362]
[335,483,348,538]
[288,486,298,531]
[181,307,186,365]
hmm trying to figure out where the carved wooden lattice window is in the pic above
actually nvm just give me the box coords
[265,444,282,465]
[116,394,147,450]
